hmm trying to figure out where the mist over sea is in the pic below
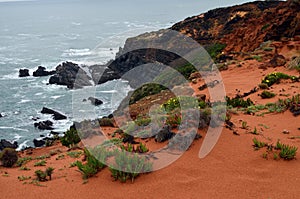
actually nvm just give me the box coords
[0,0,231,149]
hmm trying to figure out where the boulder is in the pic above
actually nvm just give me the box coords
[41,107,67,120]
[33,139,45,148]
[19,69,30,77]
[0,113,2,118]
[49,62,92,89]
[155,125,175,143]
[88,97,103,106]
[0,139,18,151]
[269,54,286,67]
[34,120,54,130]
[33,66,55,77]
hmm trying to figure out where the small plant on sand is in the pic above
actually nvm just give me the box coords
[35,170,47,181]
[76,148,107,179]
[19,166,31,171]
[261,72,298,87]
[273,153,279,160]
[70,160,81,168]
[35,167,54,181]
[0,148,18,167]
[60,127,81,148]
[252,138,266,149]
[258,83,269,90]
[279,144,298,160]
[251,127,259,135]
[56,154,65,160]
[34,160,46,167]
[16,156,32,167]
[67,151,83,159]
[109,150,152,183]
[260,91,276,99]
[45,167,54,180]
[18,175,31,181]
[252,55,262,62]
[226,96,254,108]
[241,121,248,129]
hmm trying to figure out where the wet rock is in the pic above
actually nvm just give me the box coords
[41,107,67,120]
[49,61,92,89]
[0,139,18,151]
[19,69,30,77]
[88,97,103,106]
[34,120,54,130]
[33,66,55,77]
[33,139,45,148]
[155,125,175,143]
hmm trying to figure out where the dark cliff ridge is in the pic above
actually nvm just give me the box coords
[48,1,300,88]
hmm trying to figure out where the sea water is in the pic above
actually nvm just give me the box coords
[0,0,209,148]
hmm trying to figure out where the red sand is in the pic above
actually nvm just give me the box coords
[1,41,300,198]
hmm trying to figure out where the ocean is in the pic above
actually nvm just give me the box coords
[0,0,219,149]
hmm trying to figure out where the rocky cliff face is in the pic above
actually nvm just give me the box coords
[171,1,300,53]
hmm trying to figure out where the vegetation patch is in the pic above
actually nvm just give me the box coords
[261,72,298,87]
[60,127,81,148]
[0,148,18,167]
[260,91,276,99]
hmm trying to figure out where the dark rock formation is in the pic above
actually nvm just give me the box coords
[49,62,92,89]
[33,139,45,148]
[34,120,54,130]
[41,107,67,120]
[155,125,175,143]
[19,69,30,77]
[0,113,2,118]
[88,97,103,106]
[33,66,55,77]
[0,139,18,151]
[269,54,286,67]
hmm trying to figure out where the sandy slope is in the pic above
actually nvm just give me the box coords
[1,42,300,198]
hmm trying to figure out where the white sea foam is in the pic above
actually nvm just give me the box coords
[50,95,62,99]
[18,99,32,104]
[0,126,29,132]
[16,140,29,151]
[62,48,92,57]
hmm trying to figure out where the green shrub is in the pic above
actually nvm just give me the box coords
[252,138,266,149]
[18,175,31,181]
[34,160,46,167]
[35,170,47,182]
[129,83,168,105]
[60,127,81,148]
[260,91,276,99]
[206,43,226,61]
[0,148,18,167]
[258,83,269,89]
[261,72,298,87]
[45,167,54,180]
[67,151,83,158]
[279,144,298,160]
[16,156,32,167]
[109,150,152,183]
[252,55,262,62]
[226,96,254,108]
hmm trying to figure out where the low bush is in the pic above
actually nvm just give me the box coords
[226,96,254,108]
[109,150,152,183]
[261,72,298,87]
[60,127,81,148]
[0,148,18,167]
[260,91,276,99]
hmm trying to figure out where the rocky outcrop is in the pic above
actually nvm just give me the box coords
[19,69,30,77]
[34,120,54,130]
[88,97,103,106]
[33,66,55,77]
[0,139,18,151]
[49,62,92,89]
[33,139,45,148]
[171,1,299,53]
[41,107,67,120]
[155,125,175,143]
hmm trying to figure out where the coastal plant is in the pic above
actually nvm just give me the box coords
[16,156,32,167]
[45,167,54,180]
[18,175,31,181]
[67,151,83,158]
[76,148,108,179]
[261,72,298,87]
[60,127,81,148]
[252,55,262,62]
[34,160,46,167]
[70,160,81,168]
[137,143,148,153]
[279,144,298,160]
[0,148,18,167]
[251,127,259,135]
[19,166,31,171]
[258,83,269,90]
[56,154,65,160]
[206,43,226,61]
[226,96,254,108]
[35,170,47,182]
[252,138,266,149]
[109,150,152,183]
[260,91,276,99]
[35,154,51,160]
[241,121,248,129]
